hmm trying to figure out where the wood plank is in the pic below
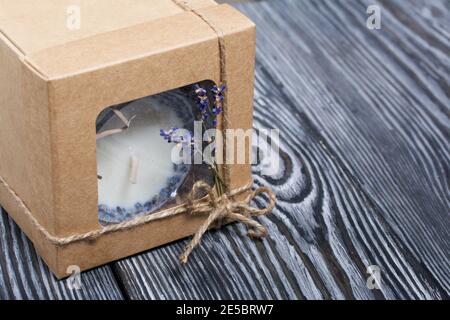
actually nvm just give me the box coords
[0,208,124,300]
[236,0,449,296]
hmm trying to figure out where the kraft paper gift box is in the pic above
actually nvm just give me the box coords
[0,0,256,278]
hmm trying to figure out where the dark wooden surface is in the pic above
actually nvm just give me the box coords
[0,0,448,300]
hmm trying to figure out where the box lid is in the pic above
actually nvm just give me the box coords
[0,0,216,55]
[0,0,238,81]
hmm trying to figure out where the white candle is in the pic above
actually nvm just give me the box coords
[96,95,192,224]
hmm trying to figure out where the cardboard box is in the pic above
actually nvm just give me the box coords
[0,0,256,278]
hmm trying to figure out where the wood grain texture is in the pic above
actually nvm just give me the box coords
[110,0,449,299]
[236,0,449,296]
[0,208,124,300]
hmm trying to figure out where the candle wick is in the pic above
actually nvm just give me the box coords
[129,155,139,184]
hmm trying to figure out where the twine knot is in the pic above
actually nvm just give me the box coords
[179,181,277,263]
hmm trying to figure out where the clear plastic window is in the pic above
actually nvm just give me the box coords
[96,82,215,225]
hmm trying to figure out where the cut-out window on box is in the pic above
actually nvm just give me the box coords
[95,82,215,225]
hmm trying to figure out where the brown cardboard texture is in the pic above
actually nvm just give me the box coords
[0,0,256,278]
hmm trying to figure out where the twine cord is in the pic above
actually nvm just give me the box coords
[0,175,275,262]
[171,0,232,191]
[172,0,227,85]
[179,181,276,263]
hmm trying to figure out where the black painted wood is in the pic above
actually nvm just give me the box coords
[237,0,450,296]
[110,0,449,299]
[0,0,448,300]
[0,208,124,300]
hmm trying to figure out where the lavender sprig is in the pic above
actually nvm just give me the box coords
[160,128,193,148]
[193,84,226,128]
[211,84,225,127]
[193,84,210,122]
[161,83,226,195]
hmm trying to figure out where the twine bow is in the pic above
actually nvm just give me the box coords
[179,181,277,263]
